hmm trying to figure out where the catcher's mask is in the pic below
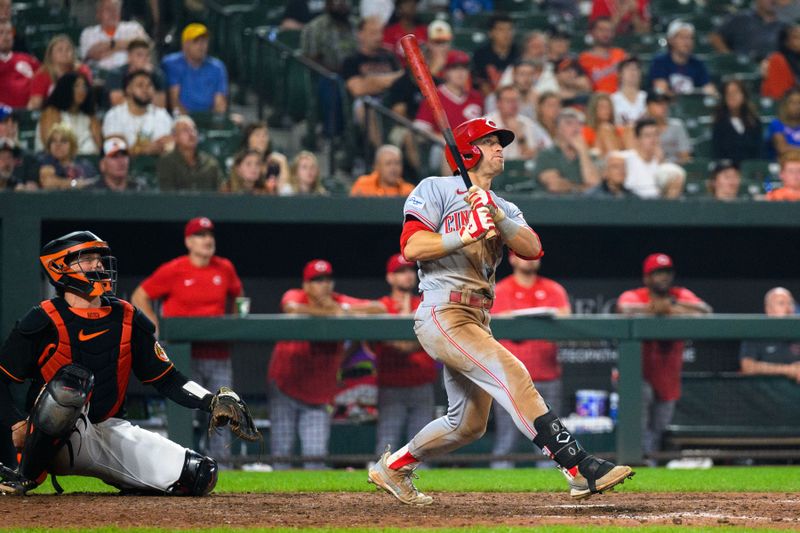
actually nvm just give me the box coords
[40,231,118,297]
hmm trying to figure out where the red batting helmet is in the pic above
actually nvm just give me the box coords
[444,117,515,174]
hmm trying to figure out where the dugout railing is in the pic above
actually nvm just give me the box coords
[158,314,800,466]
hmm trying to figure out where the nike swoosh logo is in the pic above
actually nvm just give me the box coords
[456,189,468,194]
[78,329,110,342]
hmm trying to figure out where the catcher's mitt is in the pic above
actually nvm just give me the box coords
[208,387,261,442]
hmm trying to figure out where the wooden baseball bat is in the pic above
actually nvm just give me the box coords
[400,34,473,188]
[400,34,496,239]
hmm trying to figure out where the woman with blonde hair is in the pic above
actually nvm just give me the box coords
[583,92,627,156]
[220,149,277,194]
[37,123,98,190]
[280,150,326,195]
[28,35,93,110]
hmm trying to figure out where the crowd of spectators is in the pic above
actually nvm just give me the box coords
[2,0,800,201]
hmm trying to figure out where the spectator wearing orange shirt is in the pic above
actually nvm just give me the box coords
[766,151,800,201]
[578,17,627,93]
[350,145,415,197]
[490,252,571,469]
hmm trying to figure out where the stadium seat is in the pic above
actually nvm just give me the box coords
[493,160,538,193]
[707,54,757,81]
[130,155,158,189]
[15,109,40,152]
[452,29,487,54]
[739,159,778,184]
[494,0,542,13]
[673,93,718,121]
[650,0,697,18]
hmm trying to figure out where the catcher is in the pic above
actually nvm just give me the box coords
[0,231,259,496]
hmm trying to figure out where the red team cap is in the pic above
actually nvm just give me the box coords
[184,217,214,237]
[642,253,674,275]
[444,49,471,70]
[386,253,415,274]
[303,259,334,281]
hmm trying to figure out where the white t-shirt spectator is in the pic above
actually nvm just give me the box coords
[102,103,173,147]
[611,90,647,126]
[623,149,660,198]
[80,21,147,71]
[485,110,553,160]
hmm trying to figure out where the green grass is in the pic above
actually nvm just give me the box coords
[32,465,800,495]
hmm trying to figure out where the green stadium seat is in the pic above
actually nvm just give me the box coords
[692,136,713,159]
[15,109,40,152]
[493,160,538,193]
[739,177,763,198]
[739,159,778,184]
[452,29,487,54]
[495,0,542,13]
[707,54,757,80]
[650,0,697,18]
[673,93,718,120]
[130,155,158,189]
[510,12,551,31]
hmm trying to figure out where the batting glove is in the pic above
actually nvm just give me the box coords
[464,185,505,222]
[459,206,496,245]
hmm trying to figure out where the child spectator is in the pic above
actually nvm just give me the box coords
[280,150,326,196]
[220,149,277,194]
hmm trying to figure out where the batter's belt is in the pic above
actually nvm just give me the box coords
[421,290,494,310]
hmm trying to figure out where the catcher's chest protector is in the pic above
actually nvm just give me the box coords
[39,297,133,423]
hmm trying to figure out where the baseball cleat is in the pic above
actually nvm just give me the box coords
[368,451,433,506]
[564,456,635,500]
[0,464,37,496]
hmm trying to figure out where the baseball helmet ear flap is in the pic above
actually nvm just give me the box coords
[445,117,515,174]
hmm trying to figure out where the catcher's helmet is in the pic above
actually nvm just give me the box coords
[39,231,117,297]
[445,117,515,174]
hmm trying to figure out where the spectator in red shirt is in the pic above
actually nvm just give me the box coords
[371,254,437,457]
[0,20,40,108]
[578,17,627,93]
[28,34,93,110]
[616,253,711,461]
[589,0,651,36]
[131,217,243,466]
[382,0,427,61]
[490,252,571,468]
[268,259,385,469]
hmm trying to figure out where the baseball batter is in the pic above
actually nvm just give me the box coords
[0,231,257,495]
[368,117,634,504]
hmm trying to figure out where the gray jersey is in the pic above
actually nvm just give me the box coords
[403,176,530,298]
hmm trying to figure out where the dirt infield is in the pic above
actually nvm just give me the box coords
[2,492,798,529]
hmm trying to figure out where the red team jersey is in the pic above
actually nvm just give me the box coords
[616,286,704,401]
[415,84,484,133]
[139,255,242,359]
[493,275,569,382]
[268,289,369,405]
[370,295,438,388]
[0,52,40,107]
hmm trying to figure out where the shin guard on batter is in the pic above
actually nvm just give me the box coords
[19,364,94,485]
[532,410,586,471]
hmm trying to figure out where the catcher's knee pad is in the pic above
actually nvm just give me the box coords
[20,364,94,482]
[532,411,587,469]
[168,450,218,496]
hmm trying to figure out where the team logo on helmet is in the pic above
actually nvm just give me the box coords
[39,231,118,298]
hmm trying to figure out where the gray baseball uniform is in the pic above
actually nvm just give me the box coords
[400,176,550,461]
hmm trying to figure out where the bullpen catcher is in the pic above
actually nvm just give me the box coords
[368,118,634,504]
[0,231,259,496]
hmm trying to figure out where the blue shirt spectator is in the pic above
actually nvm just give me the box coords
[162,23,228,114]
[649,21,716,97]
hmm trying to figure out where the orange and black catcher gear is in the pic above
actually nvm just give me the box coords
[39,231,118,297]
[445,118,515,174]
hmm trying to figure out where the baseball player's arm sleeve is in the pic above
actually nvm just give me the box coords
[496,198,543,259]
[152,369,214,412]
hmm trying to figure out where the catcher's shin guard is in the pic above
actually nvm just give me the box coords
[19,364,94,485]
[167,449,218,496]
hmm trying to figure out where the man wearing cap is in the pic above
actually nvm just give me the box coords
[268,260,385,469]
[370,253,437,458]
[425,20,453,77]
[0,137,26,190]
[79,0,148,72]
[490,252,571,469]
[161,23,228,114]
[88,137,148,192]
[648,21,717,97]
[644,91,691,164]
[156,116,225,192]
[0,20,39,108]
[533,108,600,194]
[132,217,243,466]
[102,70,173,156]
[707,159,742,201]
[617,253,711,461]
[414,50,484,137]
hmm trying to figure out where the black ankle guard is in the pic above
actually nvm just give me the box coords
[532,411,586,469]
[577,455,615,492]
